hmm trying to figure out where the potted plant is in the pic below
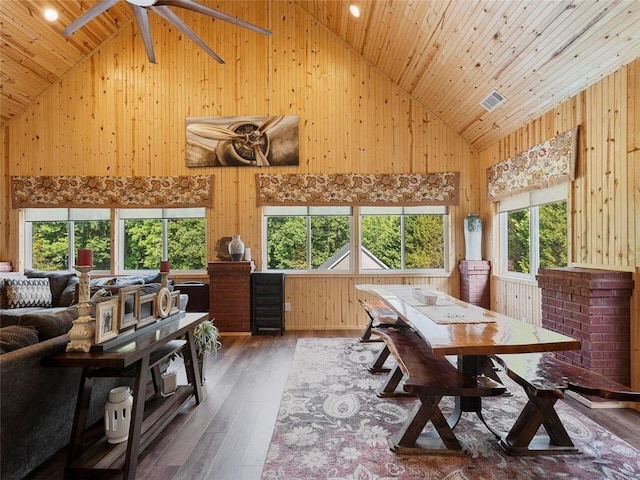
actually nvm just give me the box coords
[176,319,221,385]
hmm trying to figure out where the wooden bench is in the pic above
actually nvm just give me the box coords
[491,352,640,456]
[372,326,506,454]
[358,299,401,373]
[358,299,399,342]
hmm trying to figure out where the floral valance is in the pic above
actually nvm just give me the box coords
[486,127,578,201]
[11,175,214,208]
[256,173,460,206]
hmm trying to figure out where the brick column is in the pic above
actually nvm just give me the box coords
[458,260,491,309]
[207,261,254,333]
[537,267,634,386]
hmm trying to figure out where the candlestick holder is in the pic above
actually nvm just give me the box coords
[66,265,96,352]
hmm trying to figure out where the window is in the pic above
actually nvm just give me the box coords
[499,185,568,278]
[360,206,447,271]
[119,208,206,272]
[262,206,448,273]
[24,207,206,272]
[25,208,111,270]
[263,207,352,271]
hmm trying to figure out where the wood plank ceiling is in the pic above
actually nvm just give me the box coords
[1,0,640,150]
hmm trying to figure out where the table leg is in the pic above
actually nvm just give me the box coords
[66,368,94,465]
[455,355,502,438]
[185,328,203,404]
[123,355,149,480]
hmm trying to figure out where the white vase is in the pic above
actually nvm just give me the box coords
[228,234,245,261]
[463,213,483,261]
[104,386,133,444]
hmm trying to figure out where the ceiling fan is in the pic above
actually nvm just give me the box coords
[62,0,271,64]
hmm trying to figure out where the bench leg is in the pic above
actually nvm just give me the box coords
[499,395,578,456]
[389,395,465,455]
[376,365,413,398]
[359,316,382,343]
[368,344,391,373]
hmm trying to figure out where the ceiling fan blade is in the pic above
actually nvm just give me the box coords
[187,124,244,142]
[156,0,271,36]
[253,145,270,167]
[151,6,225,63]
[130,4,157,63]
[62,0,121,36]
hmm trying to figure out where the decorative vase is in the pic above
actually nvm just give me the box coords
[228,234,245,261]
[104,386,133,444]
[463,213,483,261]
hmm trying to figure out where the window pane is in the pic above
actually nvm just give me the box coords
[74,220,111,270]
[31,222,69,270]
[168,218,206,270]
[266,217,307,269]
[538,202,568,268]
[311,216,350,269]
[507,209,530,273]
[361,215,401,269]
[405,215,445,269]
[123,219,162,269]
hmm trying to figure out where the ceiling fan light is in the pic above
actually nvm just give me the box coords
[349,5,360,18]
[44,8,59,22]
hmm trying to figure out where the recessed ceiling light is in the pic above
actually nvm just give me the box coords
[44,8,59,22]
[349,5,360,18]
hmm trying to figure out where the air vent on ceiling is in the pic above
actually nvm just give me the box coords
[480,90,506,112]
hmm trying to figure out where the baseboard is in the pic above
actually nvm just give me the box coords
[565,390,633,409]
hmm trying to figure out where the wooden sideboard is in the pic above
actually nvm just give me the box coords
[48,312,207,480]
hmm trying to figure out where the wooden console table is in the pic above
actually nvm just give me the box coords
[48,312,208,479]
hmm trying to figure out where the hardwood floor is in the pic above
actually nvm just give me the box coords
[26,331,640,480]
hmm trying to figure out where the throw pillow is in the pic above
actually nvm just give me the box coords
[114,276,145,286]
[5,278,52,309]
[0,325,39,353]
[0,274,27,309]
[25,269,77,307]
[59,276,80,307]
[19,306,78,340]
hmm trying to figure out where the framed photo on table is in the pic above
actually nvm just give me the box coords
[118,286,140,330]
[95,298,118,343]
[137,292,158,328]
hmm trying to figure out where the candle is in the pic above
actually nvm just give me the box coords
[77,249,93,266]
[160,260,170,273]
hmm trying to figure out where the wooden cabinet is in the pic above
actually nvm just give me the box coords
[251,273,285,335]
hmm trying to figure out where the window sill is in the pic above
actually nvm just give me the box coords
[493,273,538,287]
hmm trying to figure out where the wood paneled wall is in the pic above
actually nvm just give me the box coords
[479,58,639,390]
[0,1,476,327]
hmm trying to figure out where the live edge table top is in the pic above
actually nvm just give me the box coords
[356,284,580,357]
[49,312,209,369]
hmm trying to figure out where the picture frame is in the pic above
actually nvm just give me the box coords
[169,290,181,316]
[118,286,140,330]
[95,298,119,344]
[137,292,158,328]
[157,287,172,318]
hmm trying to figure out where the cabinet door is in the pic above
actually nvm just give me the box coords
[251,273,284,335]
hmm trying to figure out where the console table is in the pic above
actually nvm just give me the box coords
[48,312,208,479]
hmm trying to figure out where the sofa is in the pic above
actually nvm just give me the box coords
[0,270,169,480]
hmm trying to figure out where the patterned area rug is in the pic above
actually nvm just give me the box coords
[261,338,640,480]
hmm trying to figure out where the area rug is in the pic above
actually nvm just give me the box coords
[261,338,640,480]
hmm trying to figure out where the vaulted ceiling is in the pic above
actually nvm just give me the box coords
[2,0,640,150]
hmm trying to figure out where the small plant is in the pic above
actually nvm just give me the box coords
[193,319,221,357]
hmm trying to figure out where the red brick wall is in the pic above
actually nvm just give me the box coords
[207,261,254,333]
[458,260,491,309]
[537,267,634,386]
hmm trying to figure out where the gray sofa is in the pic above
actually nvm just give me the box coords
[0,332,126,480]
[0,271,165,480]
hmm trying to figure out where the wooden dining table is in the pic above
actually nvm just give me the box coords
[355,284,582,452]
